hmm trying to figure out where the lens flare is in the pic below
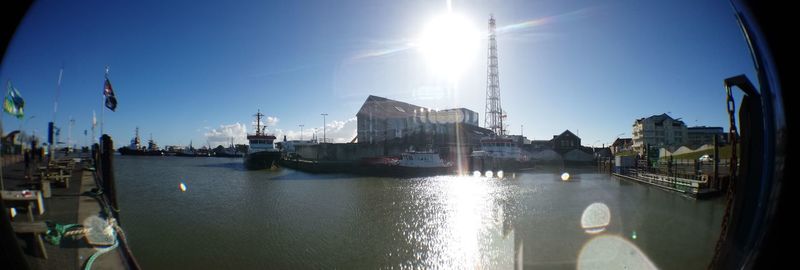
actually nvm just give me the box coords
[578,235,656,269]
[179,182,187,192]
[581,203,611,234]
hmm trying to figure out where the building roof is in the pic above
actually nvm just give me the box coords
[612,138,632,146]
[356,95,479,120]
[356,95,423,119]
[553,130,580,141]
[634,113,685,126]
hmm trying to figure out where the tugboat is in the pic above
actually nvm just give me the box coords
[358,150,452,177]
[470,135,532,171]
[244,110,281,170]
[118,127,164,156]
[390,151,453,176]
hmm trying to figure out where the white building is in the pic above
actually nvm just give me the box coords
[356,95,480,144]
[687,126,726,147]
[632,114,687,154]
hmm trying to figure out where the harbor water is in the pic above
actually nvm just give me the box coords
[116,156,724,269]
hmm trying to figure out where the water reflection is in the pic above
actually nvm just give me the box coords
[117,157,724,269]
[396,176,520,268]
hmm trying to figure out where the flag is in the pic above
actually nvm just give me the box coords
[3,81,24,119]
[104,78,117,111]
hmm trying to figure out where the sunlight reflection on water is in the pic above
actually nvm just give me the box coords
[396,175,514,269]
[118,157,724,269]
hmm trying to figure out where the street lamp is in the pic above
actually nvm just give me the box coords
[299,124,304,140]
[321,113,328,143]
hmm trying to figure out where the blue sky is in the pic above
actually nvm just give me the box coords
[1,0,755,148]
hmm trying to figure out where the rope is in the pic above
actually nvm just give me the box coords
[43,218,126,270]
[45,222,85,245]
[708,82,740,269]
[84,238,118,270]
[83,217,120,270]
[63,228,90,237]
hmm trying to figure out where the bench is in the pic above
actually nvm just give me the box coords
[1,190,45,218]
[38,167,72,189]
[11,221,48,259]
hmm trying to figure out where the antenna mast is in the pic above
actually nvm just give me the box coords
[484,14,503,136]
[254,110,264,136]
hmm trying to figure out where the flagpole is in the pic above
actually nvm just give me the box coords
[2,80,28,190]
[101,93,104,136]
[92,110,96,145]
[1,93,5,190]
[101,66,109,137]
[50,67,63,161]
[1,81,12,190]
[1,110,5,191]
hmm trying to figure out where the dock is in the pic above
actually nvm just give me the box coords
[612,170,722,199]
[1,136,139,269]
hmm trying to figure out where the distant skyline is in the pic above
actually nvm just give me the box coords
[1,0,755,148]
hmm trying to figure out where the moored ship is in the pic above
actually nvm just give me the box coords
[244,110,281,169]
[470,135,533,171]
[118,127,164,156]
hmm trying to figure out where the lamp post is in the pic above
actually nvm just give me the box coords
[299,124,304,140]
[321,113,328,143]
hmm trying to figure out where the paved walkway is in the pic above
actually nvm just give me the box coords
[3,153,127,269]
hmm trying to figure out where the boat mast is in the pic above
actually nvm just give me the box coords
[254,110,264,136]
[134,127,141,149]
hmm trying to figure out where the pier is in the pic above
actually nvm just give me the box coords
[599,157,728,199]
[1,135,138,269]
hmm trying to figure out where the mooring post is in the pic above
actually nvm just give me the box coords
[713,136,719,190]
[101,135,119,217]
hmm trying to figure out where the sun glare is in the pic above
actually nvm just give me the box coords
[417,13,481,80]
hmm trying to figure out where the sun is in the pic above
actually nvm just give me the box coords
[417,13,481,81]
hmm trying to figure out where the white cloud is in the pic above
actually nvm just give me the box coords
[204,122,248,147]
[273,117,357,143]
[266,116,279,126]
[251,116,280,131]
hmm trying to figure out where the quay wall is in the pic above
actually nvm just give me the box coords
[294,143,414,162]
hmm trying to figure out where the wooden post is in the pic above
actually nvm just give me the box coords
[92,143,99,169]
[713,136,719,190]
[100,135,119,218]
